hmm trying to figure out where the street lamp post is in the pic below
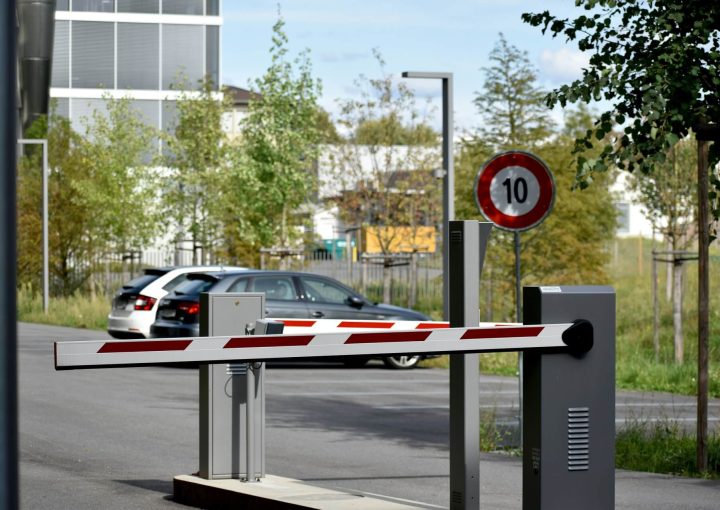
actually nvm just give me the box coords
[17,138,49,314]
[401,72,454,319]
[403,72,479,510]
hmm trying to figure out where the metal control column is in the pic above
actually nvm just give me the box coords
[522,286,615,510]
[199,293,265,480]
[449,220,492,509]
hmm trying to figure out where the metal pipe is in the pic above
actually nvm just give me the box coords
[1,2,19,508]
[245,364,256,482]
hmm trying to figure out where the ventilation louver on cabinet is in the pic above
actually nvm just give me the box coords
[568,407,590,471]
[226,363,249,375]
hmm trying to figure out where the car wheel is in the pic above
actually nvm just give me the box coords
[343,357,370,368]
[383,355,420,369]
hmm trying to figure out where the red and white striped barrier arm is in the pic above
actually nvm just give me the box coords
[54,321,592,370]
[275,319,519,332]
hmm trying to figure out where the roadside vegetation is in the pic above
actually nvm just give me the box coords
[616,420,720,478]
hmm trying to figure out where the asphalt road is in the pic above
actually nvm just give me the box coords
[19,322,720,509]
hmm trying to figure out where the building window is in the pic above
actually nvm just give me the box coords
[118,0,159,13]
[206,25,219,88]
[72,0,115,12]
[206,0,219,15]
[72,21,114,89]
[162,0,203,15]
[69,98,109,135]
[52,98,70,119]
[51,21,70,88]
[56,0,70,11]
[118,23,159,90]
[162,24,204,89]
[616,202,630,234]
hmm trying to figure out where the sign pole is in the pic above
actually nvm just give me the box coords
[514,231,521,322]
[474,150,555,453]
[515,230,523,448]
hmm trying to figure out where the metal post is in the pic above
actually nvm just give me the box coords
[17,138,48,313]
[514,232,521,321]
[401,71,453,320]
[1,2,18,508]
[245,363,256,482]
[515,231,523,447]
[448,221,492,510]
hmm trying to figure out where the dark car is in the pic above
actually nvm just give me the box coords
[150,270,433,369]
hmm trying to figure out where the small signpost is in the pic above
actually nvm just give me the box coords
[475,151,555,449]
[474,150,555,318]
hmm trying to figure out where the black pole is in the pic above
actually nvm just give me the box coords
[0,1,19,509]
[514,231,521,321]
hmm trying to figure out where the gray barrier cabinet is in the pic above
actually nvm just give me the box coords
[522,286,615,510]
[198,292,265,480]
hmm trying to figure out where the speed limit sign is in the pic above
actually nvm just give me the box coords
[474,151,555,231]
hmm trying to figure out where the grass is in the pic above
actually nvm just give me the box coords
[17,284,109,331]
[616,419,720,477]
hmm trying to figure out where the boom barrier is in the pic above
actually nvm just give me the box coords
[54,321,589,370]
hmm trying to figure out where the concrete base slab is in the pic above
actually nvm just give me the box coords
[173,474,425,509]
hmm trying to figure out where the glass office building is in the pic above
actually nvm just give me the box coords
[51,0,221,135]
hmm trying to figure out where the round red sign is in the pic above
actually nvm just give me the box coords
[474,151,555,231]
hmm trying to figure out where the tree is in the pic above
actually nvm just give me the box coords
[457,36,616,321]
[327,51,441,304]
[355,112,437,146]
[18,112,95,295]
[523,0,719,471]
[474,33,554,150]
[81,97,160,265]
[239,14,322,256]
[629,135,697,363]
[163,79,234,264]
[18,99,160,296]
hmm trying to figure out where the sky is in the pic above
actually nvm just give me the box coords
[221,0,590,134]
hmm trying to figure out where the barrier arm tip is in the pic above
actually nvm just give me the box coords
[561,319,594,354]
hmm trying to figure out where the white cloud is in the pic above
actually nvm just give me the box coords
[539,47,589,82]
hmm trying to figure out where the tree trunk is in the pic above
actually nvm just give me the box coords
[696,138,710,472]
[666,240,673,301]
[652,252,660,362]
[408,252,418,308]
[672,260,684,364]
[361,255,367,295]
[382,258,391,304]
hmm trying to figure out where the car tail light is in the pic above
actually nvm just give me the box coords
[134,295,157,311]
[177,301,200,315]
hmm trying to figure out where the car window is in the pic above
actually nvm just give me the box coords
[162,273,190,292]
[173,278,216,295]
[226,277,249,293]
[121,274,159,290]
[250,276,297,301]
[302,276,352,305]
